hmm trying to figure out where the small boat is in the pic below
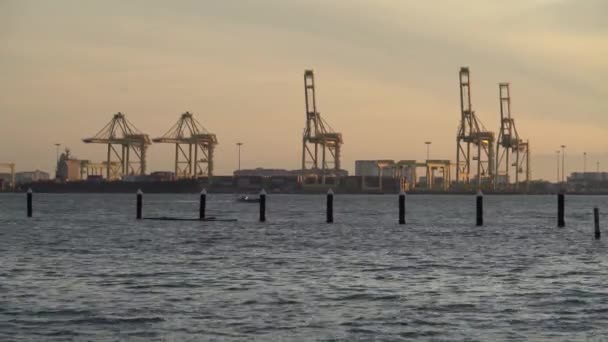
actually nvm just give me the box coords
[236,195,260,203]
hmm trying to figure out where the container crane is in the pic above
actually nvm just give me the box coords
[301,70,343,184]
[496,83,530,191]
[83,112,151,180]
[456,67,495,190]
[153,112,218,178]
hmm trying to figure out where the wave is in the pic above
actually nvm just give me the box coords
[126,282,199,289]
[8,316,164,326]
[68,316,165,325]
[327,293,401,301]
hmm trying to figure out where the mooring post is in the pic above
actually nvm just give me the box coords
[558,192,565,227]
[476,190,483,227]
[27,188,33,218]
[326,188,334,224]
[259,189,267,222]
[594,207,601,240]
[200,189,207,221]
[136,189,143,220]
[399,191,406,225]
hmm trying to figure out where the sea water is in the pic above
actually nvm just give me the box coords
[0,194,606,341]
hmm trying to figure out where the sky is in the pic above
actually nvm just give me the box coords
[0,0,606,181]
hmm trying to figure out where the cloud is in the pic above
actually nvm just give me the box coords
[523,0,608,33]
[0,0,606,179]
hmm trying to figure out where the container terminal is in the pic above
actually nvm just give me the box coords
[1,67,599,194]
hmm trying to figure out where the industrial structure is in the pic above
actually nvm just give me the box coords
[355,159,451,192]
[54,147,121,182]
[568,172,608,193]
[153,112,218,178]
[425,160,452,191]
[301,70,344,184]
[56,148,82,182]
[15,170,50,185]
[0,163,16,190]
[83,113,151,180]
[495,83,530,190]
[13,68,540,194]
[456,67,495,189]
[356,160,402,191]
[80,161,118,180]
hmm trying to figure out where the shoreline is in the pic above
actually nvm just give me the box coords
[0,190,604,195]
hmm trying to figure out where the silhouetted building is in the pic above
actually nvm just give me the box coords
[569,172,608,182]
[150,171,176,181]
[568,172,608,192]
[234,168,297,177]
[0,174,10,191]
[355,160,379,176]
[57,149,81,182]
[15,170,50,185]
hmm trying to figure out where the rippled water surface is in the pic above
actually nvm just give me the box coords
[0,193,607,341]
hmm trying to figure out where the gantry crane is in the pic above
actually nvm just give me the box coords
[302,70,343,183]
[83,112,151,180]
[153,112,218,178]
[0,163,15,190]
[496,83,530,191]
[456,67,495,190]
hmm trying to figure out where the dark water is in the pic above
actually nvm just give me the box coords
[0,194,606,341]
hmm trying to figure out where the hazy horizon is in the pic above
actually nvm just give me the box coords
[1,0,606,181]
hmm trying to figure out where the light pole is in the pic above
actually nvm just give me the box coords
[584,152,587,173]
[561,145,566,183]
[425,141,432,161]
[598,161,600,173]
[54,143,61,177]
[236,142,243,171]
[556,150,561,184]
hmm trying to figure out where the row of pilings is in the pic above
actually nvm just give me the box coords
[21,189,601,240]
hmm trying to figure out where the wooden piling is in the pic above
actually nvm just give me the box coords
[476,190,483,227]
[136,189,143,220]
[259,189,266,222]
[594,207,601,240]
[558,193,565,227]
[200,189,207,221]
[27,188,33,218]
[399,191,406,225]
[326,189,334,224]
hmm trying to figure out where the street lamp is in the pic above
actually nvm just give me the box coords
[55,143,61,163]
[236,142,243,171]
[54,143,61,177]
[560,145,566,183]
[556,150,561,184]
[425,141,432,161]
[584,152,587,173]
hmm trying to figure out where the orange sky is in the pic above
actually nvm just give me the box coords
[1,0,606,181]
